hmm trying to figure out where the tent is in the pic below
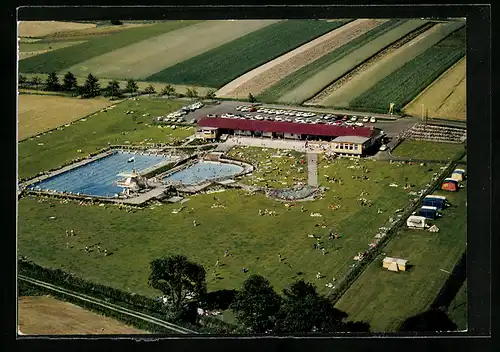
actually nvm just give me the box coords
[451,169,466,181]
[441,178,458,192]
[428,225,440,232]
[419,206,439,219]
[423,196,446,210]
[383,257,408,272]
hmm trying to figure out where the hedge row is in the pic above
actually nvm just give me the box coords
[327,160,457,304]
[18,259,201,332]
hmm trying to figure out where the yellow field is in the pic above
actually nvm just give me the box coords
[44,23,154,41]
[18,21,96,38]
[403,57,466,121]
[18,94,113,141]
[18,296,148,335]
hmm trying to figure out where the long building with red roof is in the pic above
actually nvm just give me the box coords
[196,116,383,155]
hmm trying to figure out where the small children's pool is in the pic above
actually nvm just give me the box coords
[28,151,174,197]
[163,161,244,186]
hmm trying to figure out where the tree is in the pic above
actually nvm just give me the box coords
[81,73,100,98]
[105,80,121,98]
[110,20,123,25]
[144,84,156,95]
[230,275,282,333]
[31,76,42,88]
[160,84,176,97]
[62,71,78,91]
[274,280,347,333]
[185,87,198,98]
[18,74,26,86]
[125,79,139,95]
[45,72,60,91]
[205,89,217,100]
[148,255,207,313]
[248,93,256,103]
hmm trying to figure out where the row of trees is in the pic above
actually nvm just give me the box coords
[19,72,218,100]
[148,255,369,334]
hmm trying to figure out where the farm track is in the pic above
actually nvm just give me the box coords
[18,275,198,334]
[307,22,437,105]
[218,19,383,98]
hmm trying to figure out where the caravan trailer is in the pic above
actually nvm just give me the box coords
[442,178,459,192]
[407,215,428,229]
[419,205,439,219]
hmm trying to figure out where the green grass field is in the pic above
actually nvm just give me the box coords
[392,140,465,161]
[145,20,348,88]
[227,146,307,188]
[447,279,467,330]
[18,21,201,74]
[350,27,466,112]
[19,41,86,52]
[18,154,439,299]
[262,20,427,104]
[18,98,193,180]
[335,179,467,331]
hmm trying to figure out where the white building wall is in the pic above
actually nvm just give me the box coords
[284,132,300,140]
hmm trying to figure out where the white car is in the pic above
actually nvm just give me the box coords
[362,116,369,123]
[236,106,243,111]
[257,109,265,113]
[177,118,184,122]
[379,144,388,151]
[350,116,357,122]
[355,122,364,127]
[370,116,377,123]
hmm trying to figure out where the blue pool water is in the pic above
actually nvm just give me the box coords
[163,161,244,185]
[28,152,172,197]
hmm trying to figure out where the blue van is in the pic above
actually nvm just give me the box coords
[419,205,439,219]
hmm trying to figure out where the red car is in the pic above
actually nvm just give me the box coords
[342,116,348,121]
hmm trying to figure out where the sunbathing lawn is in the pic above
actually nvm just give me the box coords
[18,154,440,302]
[335,178,467,331]
[18,98,193,180]
[227,146,307,188]
[392,140,465,161]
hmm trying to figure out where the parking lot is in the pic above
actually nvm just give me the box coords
[157,100,420,138]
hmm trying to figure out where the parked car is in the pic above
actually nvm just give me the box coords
[350,116,358,122]
[379,144,388,151]
[370,116,377,123]
[362,116,369,123]
[355,122,364,127]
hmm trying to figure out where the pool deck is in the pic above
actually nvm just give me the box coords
[110,186,169,205]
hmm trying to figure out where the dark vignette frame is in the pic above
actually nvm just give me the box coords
[5,3,492,352]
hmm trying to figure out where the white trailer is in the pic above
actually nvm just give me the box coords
[406,215,428,229]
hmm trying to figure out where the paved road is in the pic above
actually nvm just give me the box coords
[307,152,318,187]
[18,275,198,334]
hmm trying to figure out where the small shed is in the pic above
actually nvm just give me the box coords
[451,169,466,181]
[382,257,408,272]
[441,178,459,192]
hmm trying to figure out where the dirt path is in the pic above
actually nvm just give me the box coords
[217,19,385,98]
[306,22,437,106]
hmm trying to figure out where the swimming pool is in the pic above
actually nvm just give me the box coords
[163,161,244,186]
[28,151,173,197]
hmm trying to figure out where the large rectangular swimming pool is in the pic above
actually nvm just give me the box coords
[28,151,173,197]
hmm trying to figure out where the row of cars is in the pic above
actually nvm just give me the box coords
[234,105,377,126]
[158,101,204,122]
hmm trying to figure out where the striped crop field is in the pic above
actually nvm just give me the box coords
[63,20,280,81]
[265,19,429,104]
[315,20,465,109]
[403,57,466,121]
[18,21,201,74]
[18,21,96,38]
[145,20,347,88]
[216,19,381,99]
[349,26,466,112]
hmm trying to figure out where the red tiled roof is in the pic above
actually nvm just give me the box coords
[198,117,375,138]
